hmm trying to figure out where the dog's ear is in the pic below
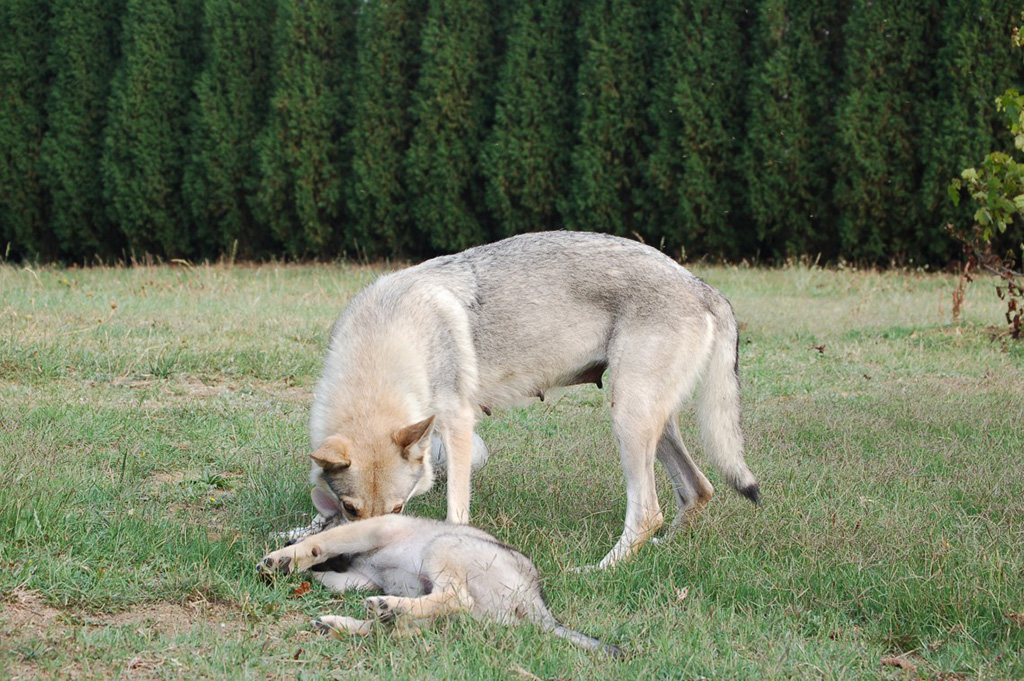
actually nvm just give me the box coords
[311,435,351,471]
[311,481,341,517]
[392,416,435,461]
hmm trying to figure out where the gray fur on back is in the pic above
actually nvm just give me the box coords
[313,231,732,443]
[418,232,728,406]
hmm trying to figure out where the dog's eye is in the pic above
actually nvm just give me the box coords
[391,504,404,514]
[342,502,359,518]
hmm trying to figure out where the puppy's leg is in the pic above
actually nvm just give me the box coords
[364,578,473,624]
[655,416,714,535]
[440,408,477,524]
[311,570,379,593]
[313,615,374,637]
[259,516,399,576]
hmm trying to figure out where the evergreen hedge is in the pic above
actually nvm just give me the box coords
[0,0,1021,265]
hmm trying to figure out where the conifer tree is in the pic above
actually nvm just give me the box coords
[0,0,53,259]
[348,0,427,258]
[744,0,848,261]
[568,0,652,239]
[834,0,940,263]
[646,0,749,258]
[919,0,1019,261]
[256,0,358,259]
[406,0,499,253]
[42,0,124,261]
[186,0,277,260]
[102,0,203,259]
[483,0,578,238]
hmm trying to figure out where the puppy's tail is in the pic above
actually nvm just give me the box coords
[697,304,759,504]
[550,622,623,658]
[535,610,622,658]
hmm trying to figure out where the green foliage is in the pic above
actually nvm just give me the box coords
[568,0,653,238]
[348,0,428,259]
[101,0,203,259]
[833,0,942,264]
[744,0,848,260]
[483,0,578,238]
[255,0,358,259]
[3,0,1024,264]
[949,17,1024,337]
[646,0,751,258]
[185,0,278,260]
[41,0,124,262]
[406,0,500,253]
[0,0,53,260]
[920,1,1018,260]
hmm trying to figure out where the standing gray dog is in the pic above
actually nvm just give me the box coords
[307,231,758,568]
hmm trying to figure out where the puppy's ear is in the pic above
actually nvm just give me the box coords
[311,481,341,517]
[392,416,435,461]
[311,435,351,471]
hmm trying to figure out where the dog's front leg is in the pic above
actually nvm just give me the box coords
[441,410,476,524]
[259,517,396,576]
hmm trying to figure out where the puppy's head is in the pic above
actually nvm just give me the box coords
[310,416,435,525]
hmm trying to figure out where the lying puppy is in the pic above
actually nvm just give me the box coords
[258,514,621,657]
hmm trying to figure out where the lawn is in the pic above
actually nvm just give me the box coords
[1,260,1021,679]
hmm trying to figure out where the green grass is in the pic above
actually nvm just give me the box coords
[1,261,1021,679]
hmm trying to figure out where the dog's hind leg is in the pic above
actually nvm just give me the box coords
[313,615,374,637]
[311,570,379,593]
[313,614,430,638]
[364,584,473,624]
[595,401,664,569]
[655,416,714,535]
[595,324,714,569]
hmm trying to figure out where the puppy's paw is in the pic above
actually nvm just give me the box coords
[364,596,397,622]
[257,553,291,578]
[313,615,373,637]
[258,541,324,577]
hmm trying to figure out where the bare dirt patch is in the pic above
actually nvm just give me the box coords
[1,588,64,637]
[0,588,244,640]
[1,588,313,680]
[148,470,186,486]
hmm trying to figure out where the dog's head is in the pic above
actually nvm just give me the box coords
[309,416,435,525]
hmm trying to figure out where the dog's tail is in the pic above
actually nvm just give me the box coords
[697,304,759,504]
[534,610,622,658]
[528,602,622,655]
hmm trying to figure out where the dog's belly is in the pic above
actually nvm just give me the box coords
[476,357,608,409]
[352,542,431,597]
[473,317,611,408]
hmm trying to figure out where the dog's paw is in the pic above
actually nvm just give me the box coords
[311,616,334,634]
[313,615,373,637]
[257,553,292,578]
[258,542,324,577]
[364,596,397,622]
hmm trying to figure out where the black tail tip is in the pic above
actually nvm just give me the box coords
[739,483,760,505]
[604,644,624,659]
